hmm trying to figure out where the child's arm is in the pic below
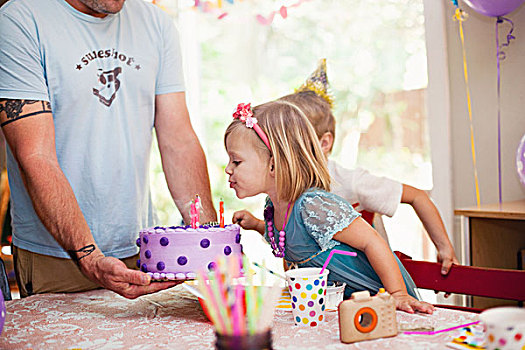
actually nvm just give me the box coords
[401,184,459,275]
[232,210,265,235]
[333,217,434,314]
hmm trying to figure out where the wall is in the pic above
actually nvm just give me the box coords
[424,1,525,260]
[446,2,525,208]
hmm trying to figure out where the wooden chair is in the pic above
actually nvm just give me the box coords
[395,251,525,313]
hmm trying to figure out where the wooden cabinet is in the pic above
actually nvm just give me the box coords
[454,200,525,309]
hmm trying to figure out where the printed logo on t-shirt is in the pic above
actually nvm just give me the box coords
[75,48,142,107]
[92,67,121,107]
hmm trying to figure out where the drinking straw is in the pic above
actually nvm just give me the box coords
[254,260,266,326]
[214,257,233,334]
[252,261,286,280]
[243,255,257,334]
[196,270,225,334]
[320,249,357,274]
[229,255,245,335]
[404,321,480,335]
[257,284,283,331]
[208,269,233,334]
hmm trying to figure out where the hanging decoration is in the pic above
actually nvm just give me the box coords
[494,16,515,204]
[457,0,521,205]
[192,0,309,24]
[255,0,309,26]
[452,4,482,207]
[517,134,525,189]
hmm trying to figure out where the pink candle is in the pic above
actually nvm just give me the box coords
[195,195,201,227]
[190,202,197,229]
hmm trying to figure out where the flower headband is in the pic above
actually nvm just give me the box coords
[232,103,272,151]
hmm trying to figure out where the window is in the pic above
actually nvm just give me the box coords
[151,0,435,284]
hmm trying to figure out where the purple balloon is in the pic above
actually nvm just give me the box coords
[517,134,525,188]
[462,0,525,17]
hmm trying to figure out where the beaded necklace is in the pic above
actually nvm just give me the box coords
[265,202,292,258]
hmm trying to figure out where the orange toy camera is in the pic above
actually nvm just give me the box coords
[338,288,398,343]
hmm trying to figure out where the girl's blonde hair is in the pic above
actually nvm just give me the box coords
[224,100,330,203]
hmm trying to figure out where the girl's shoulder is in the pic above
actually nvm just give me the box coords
[296,188,351,211]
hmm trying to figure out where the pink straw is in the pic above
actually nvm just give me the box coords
[320,249,357,274]
[403,321,480,335]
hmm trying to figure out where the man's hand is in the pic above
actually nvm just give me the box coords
[79,252,180,299]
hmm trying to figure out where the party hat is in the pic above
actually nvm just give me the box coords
[295,58,334,108]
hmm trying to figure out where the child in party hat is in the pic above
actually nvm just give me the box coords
[224,100,434,314]
[235,59,459,276]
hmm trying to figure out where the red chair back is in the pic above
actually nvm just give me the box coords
[395,251,525,312]
[351,203,375,226]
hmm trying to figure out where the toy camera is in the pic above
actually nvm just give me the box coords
[338,288,398,343]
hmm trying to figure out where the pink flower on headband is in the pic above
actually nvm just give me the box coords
[233,103,257,128]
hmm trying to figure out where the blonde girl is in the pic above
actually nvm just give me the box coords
[224,100,433,314]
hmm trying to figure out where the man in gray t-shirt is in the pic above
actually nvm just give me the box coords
[0,0,216,298]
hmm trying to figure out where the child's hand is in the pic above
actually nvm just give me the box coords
[232,210,264,234]
[437,247,460,275]
[391,291,434,314]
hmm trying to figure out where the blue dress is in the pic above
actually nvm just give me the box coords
[264,188,420,299]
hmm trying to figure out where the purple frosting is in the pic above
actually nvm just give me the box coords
[160,237,169,246]
[141,263,148,272]
[157,261,165,271]
[200,238,210,248]
[143,236,149,244]
[208,262,216,271]
[235,233,241,244]
[177,256,188,265]
[224,246,232,255]
[136,238,141,247]
[145,250,151,259]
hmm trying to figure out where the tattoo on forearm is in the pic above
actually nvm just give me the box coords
[67,244,96,265]
[0,99,52,127]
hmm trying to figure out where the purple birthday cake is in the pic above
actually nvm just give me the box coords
[136,224,242,280]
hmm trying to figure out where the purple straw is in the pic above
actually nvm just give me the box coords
[320,249,357,274]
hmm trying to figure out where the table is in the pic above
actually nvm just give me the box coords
[455,200,525,309]
[0,286,479,349]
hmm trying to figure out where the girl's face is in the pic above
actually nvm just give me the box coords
[225,132,273,199]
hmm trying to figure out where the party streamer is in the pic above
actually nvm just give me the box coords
[495,16,515,205]
[454,8,481,207]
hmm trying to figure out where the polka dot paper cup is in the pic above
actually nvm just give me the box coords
[285,267,329,327]
[479,307,525,350]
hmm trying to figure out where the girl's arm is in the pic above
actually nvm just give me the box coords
[401,184,459,274]
[232,210,265,235]
[333,217,434,314]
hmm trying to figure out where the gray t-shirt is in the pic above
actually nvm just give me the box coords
[0,0,185,258]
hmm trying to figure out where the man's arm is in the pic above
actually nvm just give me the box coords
[0,99,177,298]
[154,92,217,224]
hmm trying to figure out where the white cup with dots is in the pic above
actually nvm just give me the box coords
[479,307,525,350]
[285,267,329,327]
